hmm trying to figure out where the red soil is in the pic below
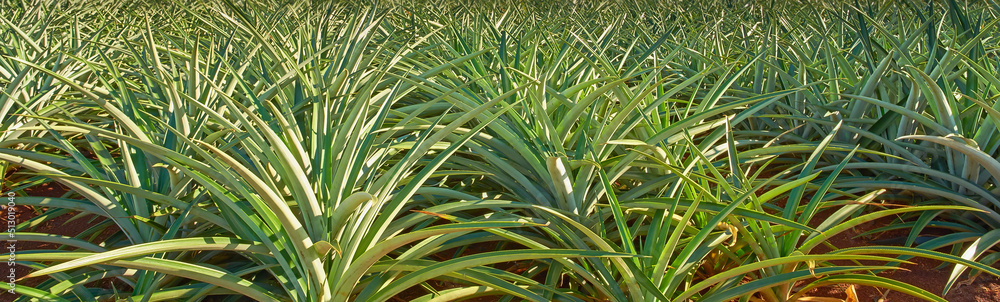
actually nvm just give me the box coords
[1,180,125,302]
[4,177,1000,301]
[806,207,1000,302]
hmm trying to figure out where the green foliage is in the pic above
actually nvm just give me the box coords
[3,0,1000,301]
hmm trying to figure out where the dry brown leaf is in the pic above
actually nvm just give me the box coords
[845,284,859,302]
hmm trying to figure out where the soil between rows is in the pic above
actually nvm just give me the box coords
[3,181,1000,301]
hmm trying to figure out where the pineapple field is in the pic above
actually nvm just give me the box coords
[3,0,1000,301]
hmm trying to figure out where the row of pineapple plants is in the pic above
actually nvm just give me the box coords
[2,0,1000,301]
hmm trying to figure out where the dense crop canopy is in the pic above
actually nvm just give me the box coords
[2,0,1000,301]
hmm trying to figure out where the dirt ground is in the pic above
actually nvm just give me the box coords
[806,208,1000,302]
[5,180,1000,301]
[1,181,125,302]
